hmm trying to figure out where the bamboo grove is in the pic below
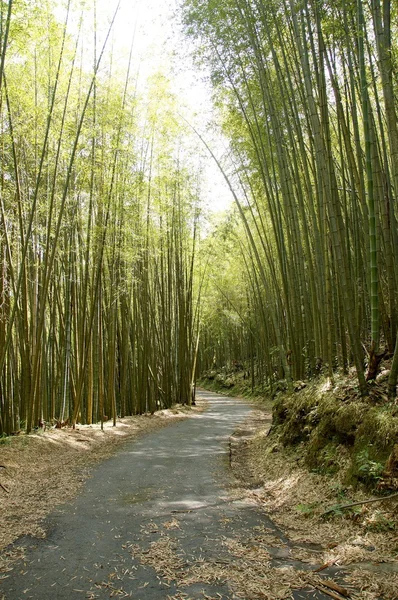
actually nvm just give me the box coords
[2,0,398,435]
[0,2,201,435]
[183,0,398,394]
[182,0,398,397]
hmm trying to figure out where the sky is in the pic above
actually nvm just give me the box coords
[80,0,234,214]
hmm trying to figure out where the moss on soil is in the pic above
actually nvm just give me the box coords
[270,375,398,489]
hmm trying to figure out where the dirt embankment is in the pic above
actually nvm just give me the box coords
[228,374,398,600]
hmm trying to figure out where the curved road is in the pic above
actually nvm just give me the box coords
[1,390,331,599]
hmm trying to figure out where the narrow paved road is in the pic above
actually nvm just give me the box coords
[1,391,331,599]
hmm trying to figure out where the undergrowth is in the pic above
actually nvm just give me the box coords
[198,368,287,400]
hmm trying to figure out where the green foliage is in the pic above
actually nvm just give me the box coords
[295,502,318,517]
[321,503,362,521]
[321,504,345,519]
[356,450,384,485]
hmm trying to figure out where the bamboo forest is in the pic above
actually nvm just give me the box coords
[1,1,398,598]
[1,0,398,434]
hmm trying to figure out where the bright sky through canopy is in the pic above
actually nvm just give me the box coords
[92,0,233,214]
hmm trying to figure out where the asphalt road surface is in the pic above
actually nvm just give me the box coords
[1,390,333,599]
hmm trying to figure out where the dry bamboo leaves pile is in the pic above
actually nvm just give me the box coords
[117,488,356,600]
[0,403,205,552]
[125,524,358,600]
[126,530,304,599]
